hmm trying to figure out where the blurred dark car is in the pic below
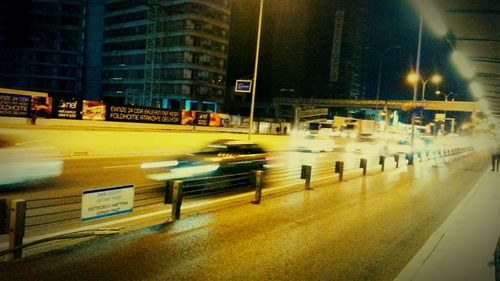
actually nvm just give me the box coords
[143,139,269,181]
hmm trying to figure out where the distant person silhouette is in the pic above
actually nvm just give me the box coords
[492,140,500,171]
[192,118,198,131]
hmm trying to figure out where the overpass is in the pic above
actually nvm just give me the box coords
[273,98,479,113]
[273,98,480,133]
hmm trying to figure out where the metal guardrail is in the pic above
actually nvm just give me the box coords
[0,146,474,260]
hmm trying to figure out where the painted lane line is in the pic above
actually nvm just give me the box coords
[103,164,139,169]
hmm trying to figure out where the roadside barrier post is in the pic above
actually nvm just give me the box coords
[406,152,414,165]
[9,199,26,260]
[379,156,385,171]
[171,180,183,221]
[359,158,367,175]
[252,170,264,204]
[394,154,400,168]
[301,165,312,190]
[164,180,173,204]
[335,161,344,182]
[0,199,7,235]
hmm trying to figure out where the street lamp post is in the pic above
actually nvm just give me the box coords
[248,0,264,140]
[436,90,453,102]
[435,90,455,134]
[421,75,442,100]
[375,46,401,104]
[413,14,423,101]
[406,71,441,154]
[406,73,442,100]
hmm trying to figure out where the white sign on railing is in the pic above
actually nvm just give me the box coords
[81,184,135,221]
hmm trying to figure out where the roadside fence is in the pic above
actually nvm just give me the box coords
[0,145,474,260]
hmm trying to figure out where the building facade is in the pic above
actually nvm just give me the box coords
[102,0,230,111]
[0,0,86,99]
[264,0,369,101]
[225,0,371,118]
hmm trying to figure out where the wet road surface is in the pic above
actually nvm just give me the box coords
[0,153,488,280]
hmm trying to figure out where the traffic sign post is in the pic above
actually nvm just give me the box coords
[235,80,252,93]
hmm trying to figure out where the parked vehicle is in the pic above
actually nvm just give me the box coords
[143,139,269,181]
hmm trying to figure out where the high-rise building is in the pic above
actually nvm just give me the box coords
[0,0,86,99]
[102,0,230,111]
[265,0,370,101]
[226,0,371,117]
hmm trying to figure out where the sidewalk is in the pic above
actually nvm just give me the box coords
[395,168,500,281]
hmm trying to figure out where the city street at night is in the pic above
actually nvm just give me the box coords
[0,122,498,280]
[1,0,499,280]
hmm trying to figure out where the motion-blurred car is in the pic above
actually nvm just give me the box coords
[386,138,428,155]
[0,135,64,190]
[387,139,413,154]
[143,139,269,181]
[344,140,383,156]
[295,135,335,152]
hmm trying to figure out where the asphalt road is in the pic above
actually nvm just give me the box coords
[0,149,354,200]
[0,151,487,280]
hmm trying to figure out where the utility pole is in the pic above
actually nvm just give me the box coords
[248,0,264,140]
[411,14,424,152]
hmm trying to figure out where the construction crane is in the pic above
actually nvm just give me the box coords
[143,0,165,107]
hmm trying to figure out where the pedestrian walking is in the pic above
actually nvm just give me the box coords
[276,126,281,135]
[192,118,198,131]
[492,140,500,171]
[283,126,288,135]
[31,104,40,125]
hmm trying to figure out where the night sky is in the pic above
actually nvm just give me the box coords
[226,0,470,103]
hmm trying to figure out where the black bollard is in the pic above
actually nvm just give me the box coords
[379,156,385,171]
[359,158,367,175]
[301,165,312,190]
[335,161,344,182]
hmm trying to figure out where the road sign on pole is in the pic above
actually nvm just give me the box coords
[435,113,446,122]
[235,80,252,93]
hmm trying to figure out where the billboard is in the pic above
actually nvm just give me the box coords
[209,112,221,127]
[181,110,196,125]
[55,98,81,119]
[31,96,53,118]
[195,111,210,126]
[106,104,180,124]
[83,100,106,121]
[219,113,230,127]
[0,93,30,117]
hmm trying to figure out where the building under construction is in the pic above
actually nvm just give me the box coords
[102,0,230,111]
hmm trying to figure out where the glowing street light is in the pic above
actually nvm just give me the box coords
[435,90,454,102]
[406,72,442,100]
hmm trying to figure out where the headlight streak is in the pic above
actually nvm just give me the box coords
[140,160,179,169]
[146,164,220,181]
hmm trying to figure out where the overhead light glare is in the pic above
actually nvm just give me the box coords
[410,0,448,36]
[451,51,474,79]
[478,98,489,111]
[469,82,484,98]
